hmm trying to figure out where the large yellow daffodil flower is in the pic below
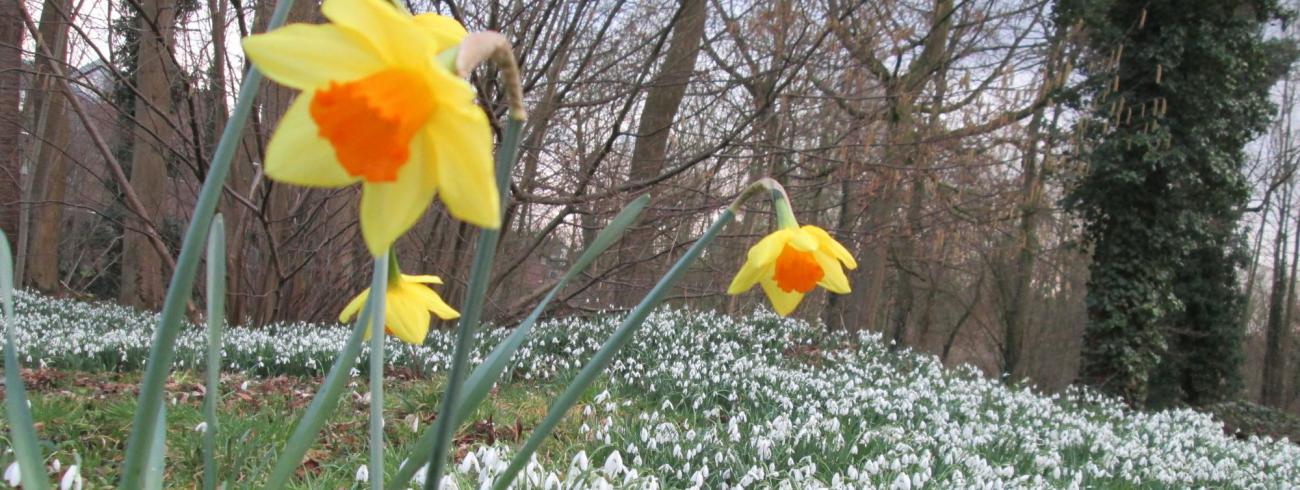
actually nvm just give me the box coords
[728,225,857,316]
[340,274,459,344]
[242,0,499,256]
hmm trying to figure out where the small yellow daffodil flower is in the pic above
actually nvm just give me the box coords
[242,0,499,256]
[728,225,857,316]
[339,274,459,344]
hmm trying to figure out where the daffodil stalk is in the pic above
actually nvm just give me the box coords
[421,32,527,490]
[368,252,389,490]
[202,216,225,490]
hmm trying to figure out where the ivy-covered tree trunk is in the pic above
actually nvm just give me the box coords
[1063,0,1294,404]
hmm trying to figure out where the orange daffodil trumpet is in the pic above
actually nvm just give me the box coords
[340,273,459,344]
[727,183,857,316]
[242,0,499,256]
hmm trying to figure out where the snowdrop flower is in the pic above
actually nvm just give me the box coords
[60,465,82,490]
[603,451,624,475]
[4,462,19,487]
[355,464,368,483]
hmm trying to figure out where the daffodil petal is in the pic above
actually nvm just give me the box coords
[339,288,370,322]
[242,24,383,90]
[747,230,791,267]
[404,274,443,284]
[786,228,819,252]
[386,292,430,344]
[803,225,857,269]
[264,92,360,188]
[428,104,499,229]
[396,307,432,344]
[321,0,432,67]
[814,251,850,294]
[404,282,460,320]
[427,293,459,320]
[760,279,804,316]
[727,261,768,294]
[358,137,437,255]
[412,13,468,51]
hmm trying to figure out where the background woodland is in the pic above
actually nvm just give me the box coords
[2,0,1299,412]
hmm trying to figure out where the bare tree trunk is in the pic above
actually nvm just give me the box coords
[1262,185,1292,407]
[1000,106,1045,380]
[120,0,177,308]
[618,0,707,305]
[25,0,72,292]
[247,0,317,324]
[0,1,22,252]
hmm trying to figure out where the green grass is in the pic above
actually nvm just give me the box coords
[2,369,619,488]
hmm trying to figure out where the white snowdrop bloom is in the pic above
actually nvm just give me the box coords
[543,472,561,490]
[438,476,458,490]
[4,462,19,487]
[59,465,82,490]
[194,421,207,433]
[50,459,60,472]
[890,472,912,490]
[457,452,480,474]
[410,462,428,486]
[354,465,368,483]
[572,450,590,472]
[604,450,625,475]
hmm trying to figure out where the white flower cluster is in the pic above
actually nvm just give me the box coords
[425,445,657,490]
[6,291,1300,488]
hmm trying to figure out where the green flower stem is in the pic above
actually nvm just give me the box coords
[387,249,403,285]
[491,208,737,489]
[728,177,795,228]
[202,216,226,490]
[369,251,389,490]
[389,195,648,488]
[262,254,387,489]
[422,115,524,490]
[117,0,296,484]
[770,187,797,229]
[1,231,47,490]
[143,404,167,490]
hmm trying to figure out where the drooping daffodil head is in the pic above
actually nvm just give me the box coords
[242,0,499,256]
[727,225,857,316]
[339,274,459,344]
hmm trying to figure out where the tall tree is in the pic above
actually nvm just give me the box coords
[0,1,22,251]
[24,0,73,292]
[618,0,707,304]
[119,0,178,308]
[1064,0,1294,404]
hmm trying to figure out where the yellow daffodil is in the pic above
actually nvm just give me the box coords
[242,0,499,256]
[728,225,857,316]
[339,274,459,344]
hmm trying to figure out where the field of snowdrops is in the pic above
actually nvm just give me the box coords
[4,290,1300,489]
